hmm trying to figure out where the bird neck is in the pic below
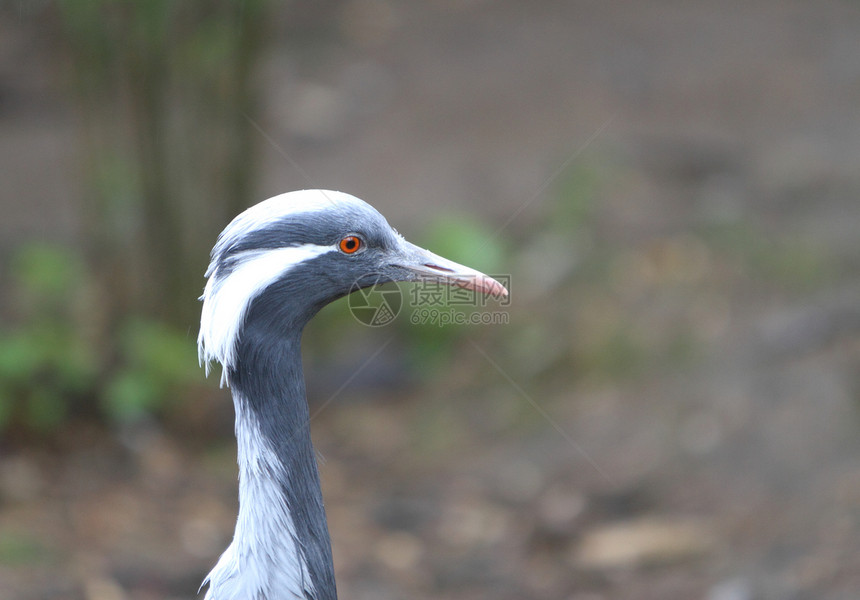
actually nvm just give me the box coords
[209,327,337,600]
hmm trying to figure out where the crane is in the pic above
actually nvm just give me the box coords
[197,190,508,600]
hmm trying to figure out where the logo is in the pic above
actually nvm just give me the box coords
[348,273,511,327]
[347,275,403,327]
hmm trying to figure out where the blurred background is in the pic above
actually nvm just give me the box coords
[1,1,859,599]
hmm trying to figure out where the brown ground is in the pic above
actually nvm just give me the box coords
[2,1,860,599]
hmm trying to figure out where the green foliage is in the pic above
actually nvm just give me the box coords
[421,216,506,275]
[103,319,200,423]
[399,214,509,371]
[0,244,205,435]
[0,1,274,435]
[552,159,603,231]
[11,242,82,300]
[0,244,96,432]
[0,531,49,566]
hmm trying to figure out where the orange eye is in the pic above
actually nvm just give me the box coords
[338,235,363,254]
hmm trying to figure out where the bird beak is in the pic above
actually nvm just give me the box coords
[394,241,509,299]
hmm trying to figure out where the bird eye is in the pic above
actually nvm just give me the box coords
[338,235,363,254]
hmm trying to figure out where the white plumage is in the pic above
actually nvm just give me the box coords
[203,398,313,600]
[199,244,334,383]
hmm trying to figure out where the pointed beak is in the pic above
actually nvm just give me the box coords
[393,241,508,299]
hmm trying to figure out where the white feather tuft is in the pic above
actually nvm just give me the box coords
[198,245,333,383]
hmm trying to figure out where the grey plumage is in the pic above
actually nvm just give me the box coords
[198,190,507,599]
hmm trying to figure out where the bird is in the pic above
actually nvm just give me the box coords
[197,189,508,600]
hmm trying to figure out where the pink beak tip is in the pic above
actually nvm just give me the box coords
[465,274,509,299]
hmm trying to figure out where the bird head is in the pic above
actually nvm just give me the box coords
[199,190,507,379]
